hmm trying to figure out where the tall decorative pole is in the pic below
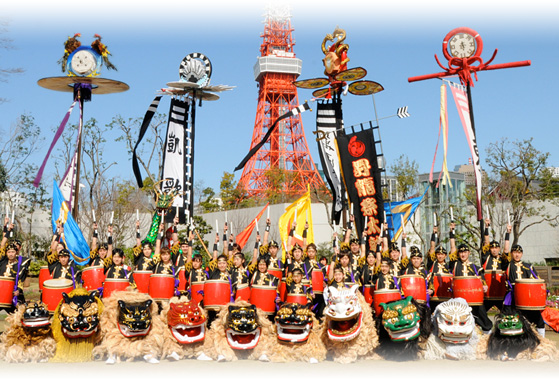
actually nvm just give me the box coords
[36,34,129,222]
[408,27,531,248]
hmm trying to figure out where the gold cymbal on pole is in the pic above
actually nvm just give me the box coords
[37,76,129,94]
[333,67,367,82]
[348,80,384,96]
[293,78,330,89]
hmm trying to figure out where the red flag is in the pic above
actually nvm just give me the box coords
[235,203,269,249]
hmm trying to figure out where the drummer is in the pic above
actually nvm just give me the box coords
[482,220,511,312]
[281,267,312,306]
[399,245,428,278]
[427,245,451,311]
[0,241,30,313]
[503,244,546,338]
[261,218,285,275]
[206,254,234,327]
[286,243,312,287]
[89,223,113,268]
[104,248,133,282]
[47,248,77,288]
[449,243,493,332]
[328,248,361,287]
[329,266,353,290]
[374,257,399,291]
[343,214,366,271]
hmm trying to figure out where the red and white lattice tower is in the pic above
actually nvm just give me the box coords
[239,7,324,197]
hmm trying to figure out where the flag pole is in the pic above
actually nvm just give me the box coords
[72,91,84,222]
[466,83,484,251]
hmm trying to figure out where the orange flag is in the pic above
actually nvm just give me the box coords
[235,203,269,249]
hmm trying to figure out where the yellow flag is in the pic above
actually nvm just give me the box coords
[278,187,314,260]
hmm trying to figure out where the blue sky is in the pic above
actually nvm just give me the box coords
[1,1,558,196]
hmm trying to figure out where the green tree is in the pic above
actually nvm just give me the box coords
[198,186,220,213]
[389,154,419,200]
[219,171,254,210]
[484,138,558,246]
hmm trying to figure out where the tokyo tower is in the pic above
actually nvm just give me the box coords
[239,7,324,198]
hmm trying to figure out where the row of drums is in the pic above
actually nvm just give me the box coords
[367,273,547,315]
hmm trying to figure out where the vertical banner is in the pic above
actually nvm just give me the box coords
[60,100,84,209]
[448,81,482,220]
[336,125,384,238]
[161,97,191,224]
[278,188,314,256]
[316,101,346,225]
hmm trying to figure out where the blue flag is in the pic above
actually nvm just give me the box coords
[384,191,426,243]
[51,180,90,265]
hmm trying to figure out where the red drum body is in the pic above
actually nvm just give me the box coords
[177,267,187,291]
[249,285,277,314]
[133,271,151,294]
[149,274,175,301]
[311,268,324,294]
[235,282,251,302]
[362,284,374,305]
[484,271,507,300]
[399,275,427,302]
[515,278,546,310]
[43,279,73,312]
[103,278,130,298]
[204,280,231,310]
[373,289,401,316]
[39,266,52,291]
[0,276,15,307]
[431,273,453,301]
[190,281,205,305]
[285,293,308,306]
[82,266,105,292]
[278,278,287,301]
[268,267,282,282]
[452,276,484,305]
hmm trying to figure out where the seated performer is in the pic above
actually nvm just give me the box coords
[104,248,133,281]
[503,244,546,337]
[374,257,399,291]
[449,243,493,332]
[0,241,30,313]
[281,268,312,306]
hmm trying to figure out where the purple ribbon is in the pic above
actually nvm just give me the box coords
[12,256,23,307]
[33,100,77,187]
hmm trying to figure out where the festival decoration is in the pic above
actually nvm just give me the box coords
[159,296,212,361]
[383,191,426,243]
[423,298,487,360]
[320,284,377,363]
[50,288,104,362]
[269,302,327,363]
[237,7,324,197]
[0,301,56,363]
[134,52,232,224]
[408,27,531,229]
[93,290,165,364]
[51,180,90,265]
[375,296,431,360]
[235,203,269,249]
[205,300,274,362]
[336,126,384,238]
[278,187,314,254]
[37,34,128,221]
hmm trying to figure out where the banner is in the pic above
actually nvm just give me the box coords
[278,187,314,257]
[383,190,426,242]
[161,98,191,224]
[51,180,90,265]
[235,203,269,249]
[59,99,84,209]
[34,100,77,188]
[234,102,311,172]
[440,83,452,187]
[448,81,482,220]
[316,101,345,225]
[133,96,162,188]
[336,125,384,238]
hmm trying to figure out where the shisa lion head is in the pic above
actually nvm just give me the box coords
[324,285,363,342]
[225,304,261,350]
[434,297,475,344]
[167,299,206,344]
[275,302,314,343]
[380,296,421,342]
